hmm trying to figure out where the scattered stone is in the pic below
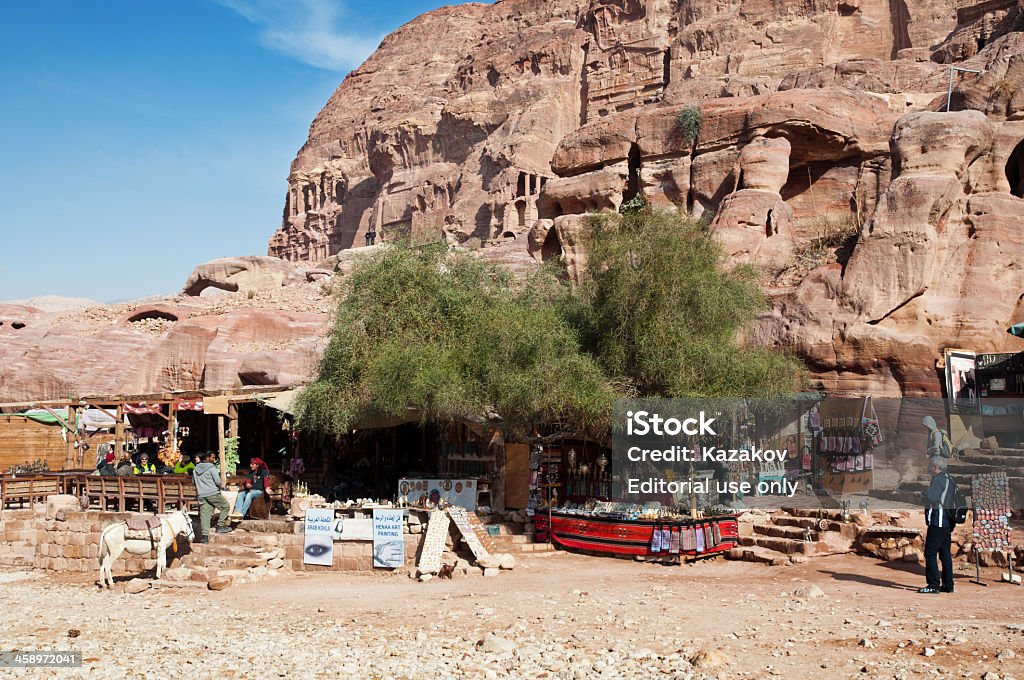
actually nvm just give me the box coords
[923,647,936,657]
[124,579,150,594]
[997,650,1015,660]
[498,554,516,570]
[419,574,433,582]
[208,576,232,591]
[859,638,874,648]
[794,585,825,600]
[267,558,285,569]
[981,673,1000,680]
[478,633,517,654]
[690,649,729,668]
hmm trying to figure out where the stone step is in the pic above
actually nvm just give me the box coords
[738,535,817,555]
[961,454,1024,467]
[949,463,1024,476]
[198,533,280,549]
[753,523,819,540]
[726,545,793,566]
[181,554,266,570]
[780,507,845,521]
[234,519,298,534]
[187,544,278,559]
[965,448,1024,458]
[770,516,847,533]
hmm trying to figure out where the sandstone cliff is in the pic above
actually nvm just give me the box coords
[269,0,1024,397]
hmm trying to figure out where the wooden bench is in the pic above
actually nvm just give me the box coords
[0,476,62,513]
[80,475,199,513]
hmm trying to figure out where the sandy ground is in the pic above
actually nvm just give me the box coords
[1,551,1023,679]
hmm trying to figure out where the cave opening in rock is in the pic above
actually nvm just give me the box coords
[10,322,25,329]
[1006,139,1024,198]
[623,143,642,204]
[541,229,563,262]
[502,231,516,239]
[516,200,527,228]
[517,172,527,197]
[127,310,179,323]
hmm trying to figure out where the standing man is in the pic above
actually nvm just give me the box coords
[192,451,233,543]
[922,416,952,460]
[920,456,955,594]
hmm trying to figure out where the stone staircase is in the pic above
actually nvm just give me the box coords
[870,447,1024,509]
[485,521,555,555]
[728,508,858,565]
[165,530,287,588]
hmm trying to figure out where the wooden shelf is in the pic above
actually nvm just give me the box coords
[445,456,495,462]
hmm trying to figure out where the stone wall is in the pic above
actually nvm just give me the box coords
[0,500,430,576]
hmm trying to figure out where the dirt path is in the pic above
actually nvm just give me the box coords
[3,552,1023,678]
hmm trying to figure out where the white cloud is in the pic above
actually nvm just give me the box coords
[217,0,382,71]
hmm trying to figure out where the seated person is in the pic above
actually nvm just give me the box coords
[172,453,195,475]
[115,455,134,476]
[96,452,116,476]
[133,452,156,475]
[230,457,269,519]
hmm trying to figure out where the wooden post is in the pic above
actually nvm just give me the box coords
[169,405,177,457]
[228,403,238,438]
[218,415,227,488]
[65,405,77,470]
[114,404,125,461]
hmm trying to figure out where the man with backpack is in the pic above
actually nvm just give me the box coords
[920,455,966,593]
[922,416,953,459]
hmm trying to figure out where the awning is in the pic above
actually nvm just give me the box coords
[19,407,129,431]
[257,390,299,416]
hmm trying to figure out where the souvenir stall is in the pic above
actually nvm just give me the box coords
[394,422,499,511]
[969,352,1024,446]
[527,442,738,560]
[807,397,881,495]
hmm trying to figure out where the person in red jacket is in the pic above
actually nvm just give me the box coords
[230,457,270,519]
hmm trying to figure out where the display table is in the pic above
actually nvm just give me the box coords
[533,510,738,558]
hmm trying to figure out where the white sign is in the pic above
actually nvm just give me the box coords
[303,508,335,566]
[399,478,476,509]
[332,517,373,541]
[372,508,405,569]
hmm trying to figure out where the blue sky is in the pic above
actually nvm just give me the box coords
[0,0,474,303]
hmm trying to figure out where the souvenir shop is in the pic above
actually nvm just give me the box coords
[525,437,739,561]
[804,397,883,495]
[947,350,1024,447]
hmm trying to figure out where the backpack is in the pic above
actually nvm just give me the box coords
[945,474,969,525]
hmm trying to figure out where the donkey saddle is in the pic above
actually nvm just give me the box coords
[124,516,163,543]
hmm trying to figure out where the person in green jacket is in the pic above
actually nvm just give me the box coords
[133,452,157,475]
[172,453,195,475]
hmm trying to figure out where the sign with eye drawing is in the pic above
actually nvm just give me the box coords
[303,508,335,566]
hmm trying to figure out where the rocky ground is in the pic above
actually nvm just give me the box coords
[2,551,1023,679]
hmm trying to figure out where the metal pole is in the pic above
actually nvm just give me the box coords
[946,66,983,112]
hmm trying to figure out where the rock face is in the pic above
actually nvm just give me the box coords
[267,0,1024,396]
[0,259,332,403]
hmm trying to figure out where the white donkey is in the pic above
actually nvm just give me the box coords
[98,509,195,588]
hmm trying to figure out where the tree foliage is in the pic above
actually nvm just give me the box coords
[296,244,615,439]
[576,208,805,398]
[298,210,805,439]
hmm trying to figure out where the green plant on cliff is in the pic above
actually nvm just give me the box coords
[674,106,701,145]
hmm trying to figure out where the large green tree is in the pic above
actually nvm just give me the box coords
[298,209,805,438]
[576,208,805,397]
[296,243,614,439]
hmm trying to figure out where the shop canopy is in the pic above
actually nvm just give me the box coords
[1009,323,1024,338]
[17,407,129,431]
